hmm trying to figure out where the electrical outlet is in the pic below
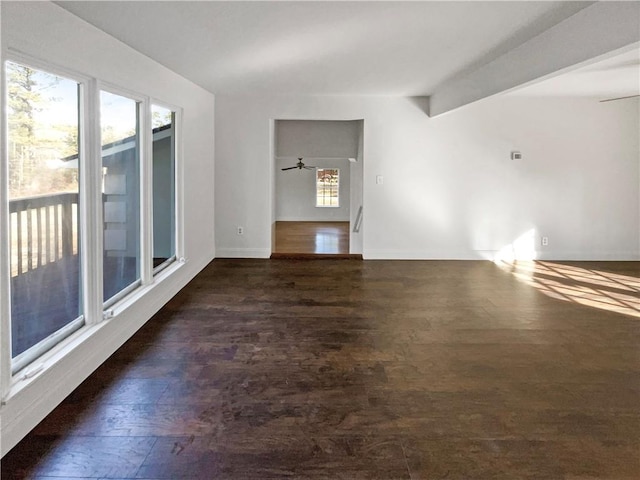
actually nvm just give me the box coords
[237,226,244,235]
[541,236,549,246]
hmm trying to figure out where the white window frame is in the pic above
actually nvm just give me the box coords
[2,52,92,378]
[149,100,183,276]
[98,83,149,310]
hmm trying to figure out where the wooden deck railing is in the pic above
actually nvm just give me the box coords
[9,192,79,277]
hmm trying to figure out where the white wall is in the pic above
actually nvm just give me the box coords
[276,120,360,158]
[1,2,216,455]
[215,94,639,260]
[276,157,350,221]
[350,121,364,254]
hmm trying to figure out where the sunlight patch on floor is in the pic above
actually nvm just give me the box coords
[497,260,640,318]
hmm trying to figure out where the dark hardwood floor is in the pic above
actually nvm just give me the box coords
[2,259,639,479]
[273,221,357,258]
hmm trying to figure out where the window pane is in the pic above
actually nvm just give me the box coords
[6,61,83,359]
[151,105,175,271]
[100,90,140,304]
[316,168,339,207]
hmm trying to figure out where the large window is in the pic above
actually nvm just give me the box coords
[6,61,83,369]
[2,56,183,379]
[316,168,339,207]
[100,90,141,306]
[151,104,176,273]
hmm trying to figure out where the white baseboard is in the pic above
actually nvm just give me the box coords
[276,217,350,222]
[215,248,271,258]
[535,251,640,261]
[364,249,640,261]
[363,250,490,260]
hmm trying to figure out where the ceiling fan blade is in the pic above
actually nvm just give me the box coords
[600,94,640,103]
[303,166,316,170]
[281,166,298,171]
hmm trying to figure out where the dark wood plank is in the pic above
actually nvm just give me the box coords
[1,436,155,479]
[2,259,639,479]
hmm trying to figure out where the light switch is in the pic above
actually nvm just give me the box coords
[376,175,383,185]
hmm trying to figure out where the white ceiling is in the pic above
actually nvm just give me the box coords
[57,1,597,97]
[510,48,640,100]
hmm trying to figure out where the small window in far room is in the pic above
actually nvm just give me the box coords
[316,168,339,207]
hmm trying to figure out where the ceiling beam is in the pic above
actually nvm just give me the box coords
[428,2,640,117]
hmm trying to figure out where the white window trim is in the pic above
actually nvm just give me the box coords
[149,99,184,275]
[1,51,11,396]
[99,82,150,303]
[2,52,93,384]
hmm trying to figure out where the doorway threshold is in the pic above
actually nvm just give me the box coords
[270,252,362,260]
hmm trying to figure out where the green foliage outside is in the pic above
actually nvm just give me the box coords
[152,108,172,129]
[7,62,79,199]
[7,62,173,201]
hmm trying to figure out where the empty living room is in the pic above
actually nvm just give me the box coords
[0,1,638,479]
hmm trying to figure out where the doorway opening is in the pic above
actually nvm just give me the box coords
[271,120,363,259]
[273,221,350,257]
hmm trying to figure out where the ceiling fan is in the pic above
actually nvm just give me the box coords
[281,158,316,171]
[599,94,640,103]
